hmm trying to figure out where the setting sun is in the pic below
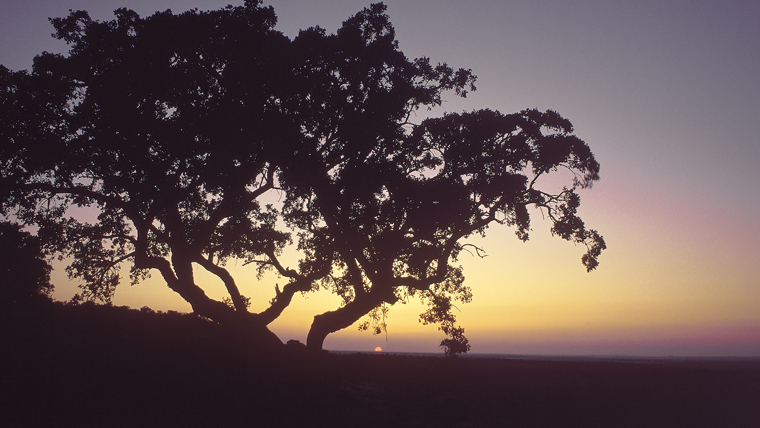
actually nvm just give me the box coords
[374,346,382,352]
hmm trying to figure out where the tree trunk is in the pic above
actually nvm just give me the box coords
[182,286,284,351]
[158,254,284,351]
[306,295,381,351]
[228,312,284,351]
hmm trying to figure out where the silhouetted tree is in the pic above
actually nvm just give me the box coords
[0,1,604,353]
[1,1,291,347]
[0,222,53,305]
[271,5,604,353]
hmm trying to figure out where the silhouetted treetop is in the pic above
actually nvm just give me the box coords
[0,222,53,306]
[0,1,603,354]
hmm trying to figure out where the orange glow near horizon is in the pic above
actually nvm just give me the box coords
[48,200,760,357]
[45,120,760,358]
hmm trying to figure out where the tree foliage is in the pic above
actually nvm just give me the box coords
[0,1,604,353]
[0,222,53,305]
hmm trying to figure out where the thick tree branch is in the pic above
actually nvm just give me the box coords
[307,290,384,351]
[256,275,314,325]
[194,254,248,313]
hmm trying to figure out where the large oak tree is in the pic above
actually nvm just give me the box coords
[0,1,604,353]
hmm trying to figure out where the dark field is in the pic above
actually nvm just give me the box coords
[2,302,759,427]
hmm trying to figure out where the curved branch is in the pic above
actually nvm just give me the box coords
[460,243,487,258]
[307,291,384,351]
[254,251,332,325]
[194,254,248,313]
[256,277,313,325]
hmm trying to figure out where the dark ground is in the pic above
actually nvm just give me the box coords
[2,301,759,427]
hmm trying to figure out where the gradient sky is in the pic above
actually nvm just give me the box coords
[2,0,759,356]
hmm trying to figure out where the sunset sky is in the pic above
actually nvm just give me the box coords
[2,0,759,356]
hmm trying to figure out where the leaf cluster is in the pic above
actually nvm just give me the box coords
[0,222,53,305]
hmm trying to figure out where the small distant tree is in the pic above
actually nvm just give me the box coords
[0,222,53,305]
[0,2,604,354]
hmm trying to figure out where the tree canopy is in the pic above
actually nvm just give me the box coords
[0,1,604,353]
[0,222,53,306]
